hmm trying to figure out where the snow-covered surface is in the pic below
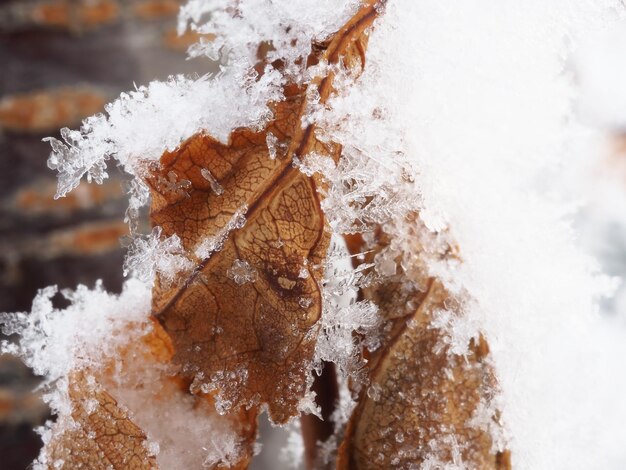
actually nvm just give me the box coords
[574,19,626,131]
[0,280,152,414]
[323,1,626,468]
[45,0,361,200]
[180,0,360,74]
[45,71,284,199]
[4,0,626,468]
[123,226,194,285]
[0,278,246,468]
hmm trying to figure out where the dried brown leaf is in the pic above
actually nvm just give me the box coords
[42,319,256,469]
[150,1,382,425]
[40,321,172,469]
[337,231,511,469]
[45,372,158,470]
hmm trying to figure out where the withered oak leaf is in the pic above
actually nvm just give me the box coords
[337,231,511,469]
[149,0,383,424]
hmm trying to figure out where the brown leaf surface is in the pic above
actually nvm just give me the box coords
[45,372,158,470]
[40,322,171,470]
[337,231,511,469]
[150,1,382,424]
[42,319,256,469]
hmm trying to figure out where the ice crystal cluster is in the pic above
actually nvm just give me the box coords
[44,0,361,200]
[3,0,626,468]
[0,280,151,413]
[123,227,194,286]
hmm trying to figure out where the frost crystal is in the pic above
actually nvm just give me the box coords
[122,177,151,233]
[0,277,248,469]
[312,1,626,468]
[45,0,361,205]
[201,168,225,195]
[194,205,248,259]
[314,236,381,380]
[266,132,279,160]
[227,259,258,285]
[0,279,152,412]
[158,171,192,198]
[123,226,194,287]
[296,150,418,233]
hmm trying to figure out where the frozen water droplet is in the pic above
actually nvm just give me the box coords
[270,238,285,248]
[367,383,382,402]
[266,132,278,160]
[215,398,232,415]
[375,251,397,277]
[147,441,160,456]
[201,168,224,195]
[84,398,98,414]
[227,259,258,285]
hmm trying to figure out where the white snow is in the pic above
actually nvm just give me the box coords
[314,1,626,467]
[123,226,194,286]
[574,19,626,131]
